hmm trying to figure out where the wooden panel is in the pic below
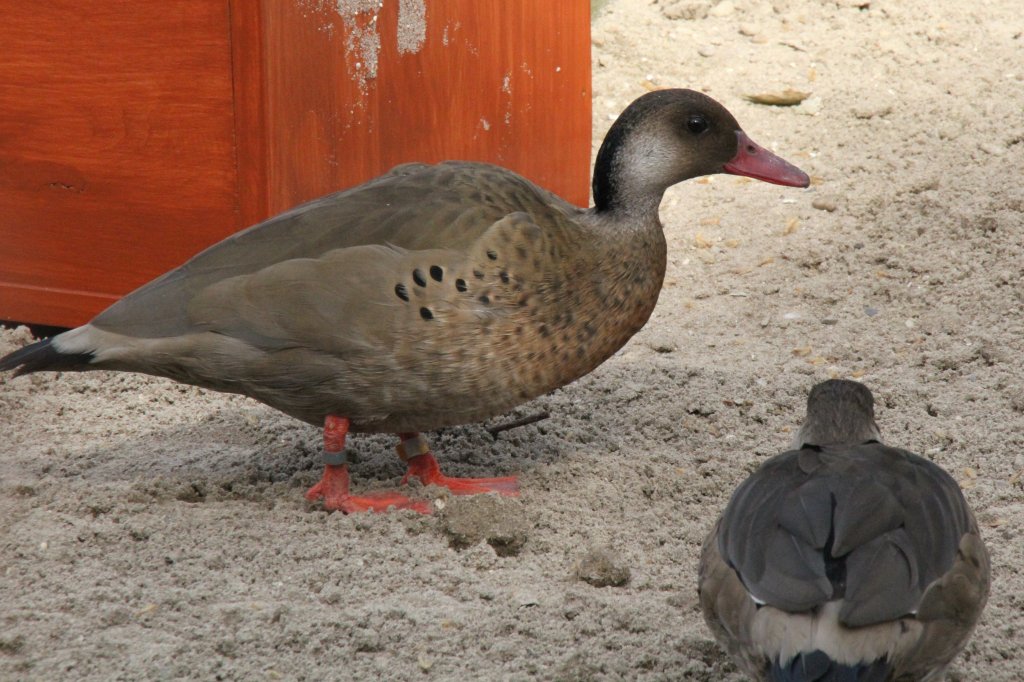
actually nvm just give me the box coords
[229,0,270,229]
[0,0,591,329]
[260,0,592,213]
[0,1,239,327]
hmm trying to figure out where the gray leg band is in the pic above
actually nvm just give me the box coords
[323,449,351,466]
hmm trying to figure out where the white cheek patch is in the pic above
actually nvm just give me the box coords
[619,134,680,186]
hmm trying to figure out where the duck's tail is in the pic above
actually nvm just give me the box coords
[771,652,891,682]
[0,333,96,377]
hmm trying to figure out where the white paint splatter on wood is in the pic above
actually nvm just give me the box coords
[300,0,429,90]
[397,0,426,54]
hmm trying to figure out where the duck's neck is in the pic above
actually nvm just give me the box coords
[592,122,670,220]
[575,204,668,353]
[794,415,882,449]
[582,126,670,324]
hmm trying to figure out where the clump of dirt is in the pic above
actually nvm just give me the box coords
[440,494,530,556]
[575,546,632,587]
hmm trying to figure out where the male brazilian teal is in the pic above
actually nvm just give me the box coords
[1,89,809,513]
[700,380,989,680]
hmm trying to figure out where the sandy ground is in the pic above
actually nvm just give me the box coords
[2,0,1023,679]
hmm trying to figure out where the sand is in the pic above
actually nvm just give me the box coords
[2,0,1022,679]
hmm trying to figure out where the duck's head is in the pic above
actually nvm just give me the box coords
[592,88,809,214]
[793,379,882,449]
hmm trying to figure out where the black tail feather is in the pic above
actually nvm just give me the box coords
[0,337,95,376]
[771,652,891,682]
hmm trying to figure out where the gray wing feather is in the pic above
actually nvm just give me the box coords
[717,442,978,627]
[756,528,831,609]
[841,528,919,627]
[185,244,410,354]
[776,478,834,549]
[92,161,575,338]
[831,477,904,557]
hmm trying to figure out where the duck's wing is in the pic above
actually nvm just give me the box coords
[92,161,576,338]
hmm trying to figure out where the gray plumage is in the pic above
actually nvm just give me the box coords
[700,380,989,681]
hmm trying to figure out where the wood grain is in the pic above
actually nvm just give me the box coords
[0,1,239,326]
[260,0,592,213]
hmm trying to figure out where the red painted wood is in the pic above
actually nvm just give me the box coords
[260,0,592,213]
[0,1,240,326]
[0,1,591,328]
[230,0,271,229]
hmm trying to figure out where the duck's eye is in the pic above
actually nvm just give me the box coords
[686,114,709,135]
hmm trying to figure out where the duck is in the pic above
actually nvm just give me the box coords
[699,379,990,681]
[1,88,809,513]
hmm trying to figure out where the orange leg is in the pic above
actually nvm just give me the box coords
[305,416,431,514]
[397,432,519,496]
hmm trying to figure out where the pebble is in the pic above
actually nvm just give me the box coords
[738,23,759,36]
[853,103,892,119]
[514,590,540,607]
[647,332,679,353]
[979,142,1006,156]
[660,0,710,21]
[708,0,735,17]
[798,95,823,116]
[812,197,838,212]
[698,45,716,57]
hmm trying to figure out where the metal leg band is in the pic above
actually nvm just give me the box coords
[396,435,430,462]
[323,448,351,467]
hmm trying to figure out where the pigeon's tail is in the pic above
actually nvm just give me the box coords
[770,652,891,682]
[0,335,95,377]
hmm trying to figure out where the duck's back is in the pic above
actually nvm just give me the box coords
[719,443,976,625]
[94,161,578,339]
[701,442,989,680]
